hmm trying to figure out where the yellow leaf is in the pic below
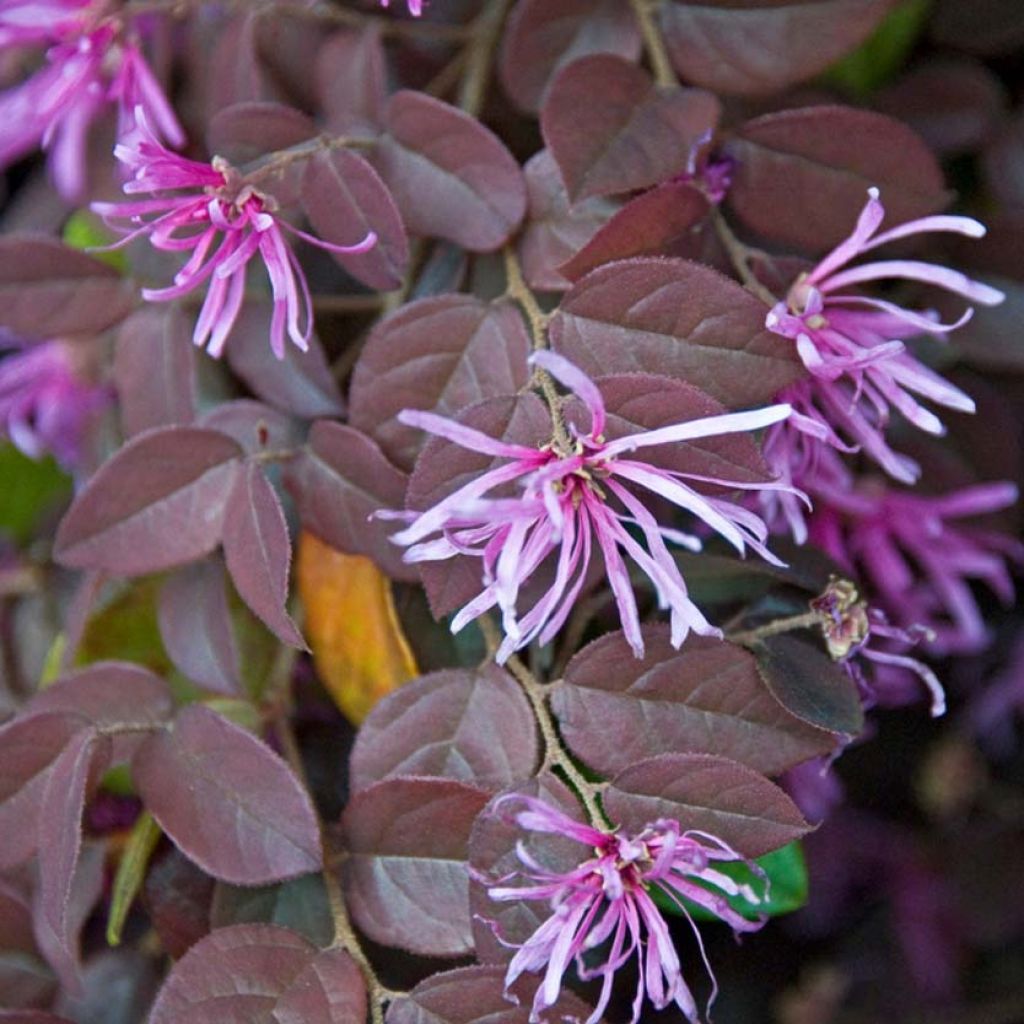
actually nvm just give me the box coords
[297,532,418,724]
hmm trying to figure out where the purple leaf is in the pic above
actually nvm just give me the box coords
[302,148,408,291]
[754,634,865,736]
[35,731,110,991]
[0,878,53,1010]
[114,307,196,438]
[499,0,642,113]
[558,180,710,282]
[158,561,242,695]
[284,420,414,581]
[541,55,720,201]
[222,463,305,649]
[197,400,297,456]
[0,235,136,339]
[0,1014,75,1023]
[549,258,802,407]
[659,0,896,96]
[210,875,333,948]
[0,713,88,870]
[553,626,837,778]
[207,101,317,167]
[340,776,490,957]
[141,849,216,960]
[386,964,601,1024]
[54,427,244,575]
[316,28,387,134]
[724,105,950,251]
[225,304,344,420]
[133,705,322,885]
[145,923,363,1024]
[405,393,551,618]
[604,753,811,858]
[349,666,540,793]
[518,150,618,292]
[370,91,527,252]
[349,295,532,472]
[53,949,159,1024]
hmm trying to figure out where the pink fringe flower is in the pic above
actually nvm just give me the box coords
[481,795,765,1024]
[762,187,1002,510]
[387,351,797,662]
[0,337,109,471]
[92,112,377,359]
[0,0,182,200]
[809,478,1022,656]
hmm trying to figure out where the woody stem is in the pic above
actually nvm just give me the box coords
[711,209,779,306]
[727,610,823,647]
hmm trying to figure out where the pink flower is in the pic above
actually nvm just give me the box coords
[387,351,797,662]
[380,0,423,14]
[93,113,377,359]
[764,188,1002,490]
[0,337,109,470]
[0,1,182,199]
[809,478,1022,656]
[481,795,764,1024]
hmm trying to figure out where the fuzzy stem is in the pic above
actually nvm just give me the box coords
[727,610,824,647]
[630,0,676,88]
[711,209,779,306]
[458,0,514,117]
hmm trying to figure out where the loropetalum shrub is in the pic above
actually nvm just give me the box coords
[1,2,1023,1023]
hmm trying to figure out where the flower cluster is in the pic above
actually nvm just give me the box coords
[387,350,798,662]
[0,336,109,470]
[0,0,182,199]
[93,114,377,358]
[482,796,765,1024]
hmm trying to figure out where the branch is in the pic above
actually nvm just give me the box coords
[711,209,779,307]
[629,0,676,88]
[457,0,514,117]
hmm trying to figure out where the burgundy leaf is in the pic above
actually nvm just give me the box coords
[553,626,836,777]
[370,91,527,252]
[207,101,317,167]
[206,13,277,116]
[316,28,387,134]
[549,257,801,407]
[724,105,950,251]
[198,400,297,456]
[36,731,110,991]
[273,947,367,1024]
[558,180,710,281]
[754,634,865,736]
[284,420,414,581]
[499,0,642,113]
[604,752,811,858]
[158,561,242,695]
[349,666,540,794]
[210,875,333,948]
[340,776,490,957]
[0,713,88,870]
[54,427,244,575]
[114,307,196,438]
[0,1013,74,1023]
[468,775,584,964]
[659,0,895,96]
[302,148,408,290]
[541,55,720,202]
[386,964,601,1024]
[133,705,322,885]
[0,235,136,339]
[222,462,305,649]
[146,923,322,1024]
[53,949,159,1024]
[141,849,216,960]
[349,295,531,471]
[518,150,618,292]
[406,393,551,618]
[225,304,344,420]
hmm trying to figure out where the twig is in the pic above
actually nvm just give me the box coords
[457,0,514,117]
[629,0,675,88]
[727,611,823,648]
[711,209,779,307]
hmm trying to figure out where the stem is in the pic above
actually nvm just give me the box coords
[711,209,779,307]
[457,0,513,117]
[630,0,675,88]
[311,294,386,314]
[727,610,823,647]
[480,619,611,830]
[240,134,376,187]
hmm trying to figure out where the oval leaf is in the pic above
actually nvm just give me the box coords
[340,777,490,957]
[133,705,322,885]
[54,427,243,575]
[604,753,810,858]
[350,666,539,793]
[553,625,836,777]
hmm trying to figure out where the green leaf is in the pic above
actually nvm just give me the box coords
[63,210,127,272]
[107,811,162,946]
[651,841,808,921]
[823,0,932,98]
[0,444,72,544]
[77,578,173,674]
